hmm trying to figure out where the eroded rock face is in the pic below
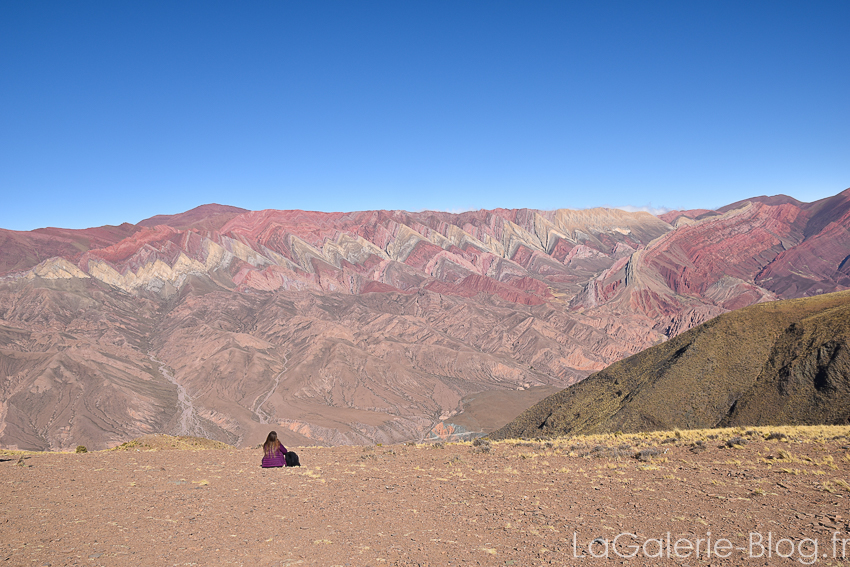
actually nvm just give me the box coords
[1,191,848,449]
[570,189,850,330]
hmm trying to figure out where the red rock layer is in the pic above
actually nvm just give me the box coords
[571,189,850,332]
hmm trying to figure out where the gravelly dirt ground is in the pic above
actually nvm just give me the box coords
[2,430,850,566]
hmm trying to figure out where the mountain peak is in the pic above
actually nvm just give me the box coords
[137,203,248,231]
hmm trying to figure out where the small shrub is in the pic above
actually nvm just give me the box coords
[471,437,492,454]
[766,432,788,441]
[634,447,662,461]
[725,437,748,448]
[75,445,87,454]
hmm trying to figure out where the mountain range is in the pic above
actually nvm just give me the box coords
[1,188,848,450]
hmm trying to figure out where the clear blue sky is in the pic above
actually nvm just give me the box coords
[1,1,848,231]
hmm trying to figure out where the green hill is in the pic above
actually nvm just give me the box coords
[490,290,850,439]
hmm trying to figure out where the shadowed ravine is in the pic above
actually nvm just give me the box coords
[252,351,288,425]
[150,355,208,439]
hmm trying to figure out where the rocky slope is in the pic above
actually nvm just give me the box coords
[490,290,850,440]
[1,190,849,450]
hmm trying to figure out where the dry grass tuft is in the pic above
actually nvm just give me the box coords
[582,445,630,459]
[111,434,232,452]
[485,425,850,464]
[777,449,795,462]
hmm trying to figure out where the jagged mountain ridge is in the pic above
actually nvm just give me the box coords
[1,189,848,450]
[53,206,671,303]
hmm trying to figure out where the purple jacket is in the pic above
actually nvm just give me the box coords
[261,445,288,468]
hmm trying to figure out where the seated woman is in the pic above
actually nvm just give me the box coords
[261,431,287,468]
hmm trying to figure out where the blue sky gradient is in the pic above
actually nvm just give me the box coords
[1,1,848,230]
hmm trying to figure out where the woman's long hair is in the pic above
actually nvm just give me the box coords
[263,431,281,457]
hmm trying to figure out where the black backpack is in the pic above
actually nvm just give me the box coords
[285,451,301,467]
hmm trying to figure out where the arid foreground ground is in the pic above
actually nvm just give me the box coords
[3,426,850,567]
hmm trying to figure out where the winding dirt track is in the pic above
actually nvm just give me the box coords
[2,431,850,566]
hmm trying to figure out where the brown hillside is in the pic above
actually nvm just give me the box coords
[491,290,850,439]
